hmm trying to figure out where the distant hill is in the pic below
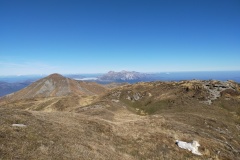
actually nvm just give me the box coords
[0,81,32,97]
[3,73,108,100]
[0,73,108,111]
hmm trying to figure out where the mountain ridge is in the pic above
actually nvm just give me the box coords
[98,70,150,82]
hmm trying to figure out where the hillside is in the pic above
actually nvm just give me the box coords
[101,80,240,114]
[1,73,107,100]
[0,77,240,159]
[73,80,240,159]
[0,74,108,111]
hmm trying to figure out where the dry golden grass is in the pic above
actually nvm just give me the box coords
[1,99,240,160]
[1,80,240,159]
[0,95,100,112]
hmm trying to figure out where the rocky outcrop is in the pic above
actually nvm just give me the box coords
[179,80,239,105]
[202,80,239,104]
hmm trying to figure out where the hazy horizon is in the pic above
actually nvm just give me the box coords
[1,0,239,75]
[0,70,240,77]
[1,71,240,84]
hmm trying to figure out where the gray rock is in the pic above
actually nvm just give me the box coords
[12,124,27,127]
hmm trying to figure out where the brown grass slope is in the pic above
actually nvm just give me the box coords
[74,80,240,159]
[1,101,240,159]
[0,74,108,111]
[0,73,108,101]
[0,80,240,159]
[101,80,240,115]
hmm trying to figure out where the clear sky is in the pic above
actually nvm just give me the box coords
[0,0,239,75]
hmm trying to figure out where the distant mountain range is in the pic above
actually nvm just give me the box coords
[1,71,240,97]
[97,70,151,82]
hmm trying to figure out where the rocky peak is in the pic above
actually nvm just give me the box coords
[99,70,148,81]
[47,73,65,80]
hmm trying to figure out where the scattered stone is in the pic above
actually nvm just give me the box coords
[148,93,152,97]
[111,91,121,98]
[126,95,132,100]
[111,99,119,103]
[133,93,141,101]
[12,124,27,127]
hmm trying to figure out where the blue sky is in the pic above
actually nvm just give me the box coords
[0,0,239,75]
